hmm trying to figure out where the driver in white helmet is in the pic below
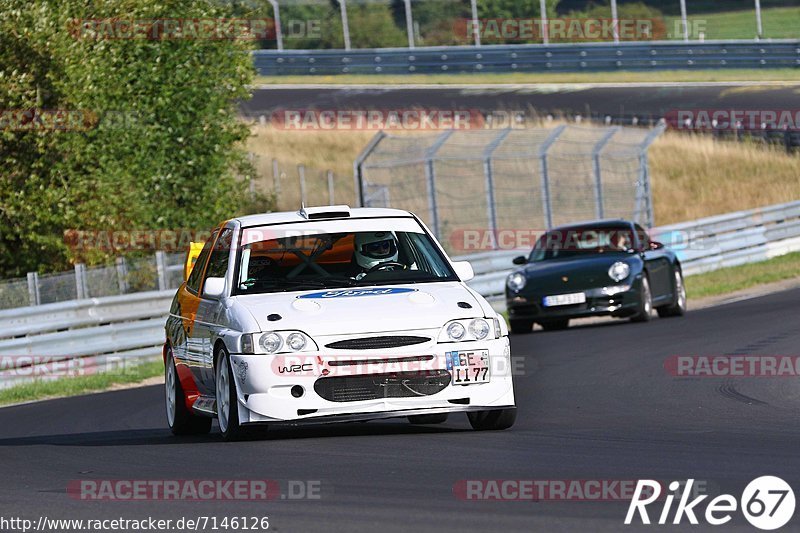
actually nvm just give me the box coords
[351,231,402,280]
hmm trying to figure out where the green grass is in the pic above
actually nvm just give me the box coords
[686,252,800,299]
[254,68,800,86]
[667,7,800,40]
[0,359,163,407]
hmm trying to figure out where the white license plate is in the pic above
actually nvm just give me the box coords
[446,350,490,386]
[543,292,586,307]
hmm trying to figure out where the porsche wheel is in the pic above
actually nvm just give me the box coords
[631,276,653,323]
[657,270,687,318]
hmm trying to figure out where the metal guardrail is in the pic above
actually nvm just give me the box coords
[254,40,800,75]
[1,200,799,389]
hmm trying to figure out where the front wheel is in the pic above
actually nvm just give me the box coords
[165,353,211,436]
[657,270,687,318]
[630,276,653,323]
[467,408,516,431]
[216,348,247,441]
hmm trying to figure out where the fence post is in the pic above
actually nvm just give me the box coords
[26,272,40,306]
[637,123,666,227]
[538,125,567,230]
[267,0,283,51]
[403,0,415,49]
[75,263,87,299]
[155,252,168,291]
[592,127,621,219]
[483,128,512,250]
[423,130,454,239]
[327,170,335,205]
[298,164,307,206]
[272,158,281,196]
[116,257,129,294]
[353,131,387,208]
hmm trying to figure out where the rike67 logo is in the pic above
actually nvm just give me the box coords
[626,477,795,530]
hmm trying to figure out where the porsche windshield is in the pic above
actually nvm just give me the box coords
[529,227,635,262]
[233,228,457,295]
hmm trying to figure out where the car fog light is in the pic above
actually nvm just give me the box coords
[447,322,466,341]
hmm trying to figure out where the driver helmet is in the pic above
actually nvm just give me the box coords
[354,231,399,270]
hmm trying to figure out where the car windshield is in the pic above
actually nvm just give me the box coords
[529,226,635,262]
[232,228,457,295]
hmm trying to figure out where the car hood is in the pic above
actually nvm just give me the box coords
[520,254,638,292]
[232,282,484,336]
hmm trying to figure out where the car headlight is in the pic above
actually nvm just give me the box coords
[286,332,307,352]
[469,319,490,340]
[447,322,466,341]
[507,272,527,292]
[608,262,630,282]
[259,332,283,354]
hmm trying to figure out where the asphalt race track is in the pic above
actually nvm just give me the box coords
[1,289,799,532]
[243,83,800,121]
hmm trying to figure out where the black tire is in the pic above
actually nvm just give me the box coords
[408,413,449,425]
[630,276,653,323]
[467,408,516,431]
[539,319,569,331]
[165,353,212,436]
[509,318,534,334]
[215,347,248,441]
[657,269,687,318]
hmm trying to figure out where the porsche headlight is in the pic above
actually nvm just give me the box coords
[507,272,527,292]
[446,321,466,341]
[259,332,283,354]
[608,262,630,282]
[468,319,490,340]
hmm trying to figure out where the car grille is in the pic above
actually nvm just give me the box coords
[324,336,431,350]
[314,370,451,402]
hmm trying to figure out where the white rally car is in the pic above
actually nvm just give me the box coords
[164,206,516,440]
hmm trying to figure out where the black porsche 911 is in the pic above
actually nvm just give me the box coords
[505,220,686,334]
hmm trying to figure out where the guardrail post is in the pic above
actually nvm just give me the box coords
[26,272,40,306]
[75,263,87,299]
[116,257,129,294]
[155,252,168,291]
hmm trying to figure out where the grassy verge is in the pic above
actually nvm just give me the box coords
[666,8,800,40]
[0,359,163,407]
[686,252,800,299]
[254,68,800,86]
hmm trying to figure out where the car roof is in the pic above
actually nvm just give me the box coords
[550,219,635,232]
[231,207,415,227]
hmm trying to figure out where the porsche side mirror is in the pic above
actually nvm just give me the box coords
[512,256,527,265]
[452,261,475,282]
[650,241,665,251]
[202,277,226,299]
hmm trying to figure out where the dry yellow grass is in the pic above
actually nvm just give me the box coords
[246,124,800,225]
[650,132,800,224]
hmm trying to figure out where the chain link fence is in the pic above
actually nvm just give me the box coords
[355,124,664,254]
[0,253,184,311]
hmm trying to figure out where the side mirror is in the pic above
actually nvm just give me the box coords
[202,277,226,299]
[512,256,527,265]
[650,241,665,251]
[452,261,474,282]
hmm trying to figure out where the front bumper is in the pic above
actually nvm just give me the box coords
[229,336,514,424]
[507,282,641,321]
